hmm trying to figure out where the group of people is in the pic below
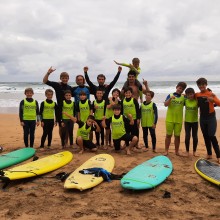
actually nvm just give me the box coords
[19,58,220,162]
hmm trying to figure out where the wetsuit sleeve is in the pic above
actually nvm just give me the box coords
[106,71,121,91]
[54,103,60,123]
[120,100,124,115]
[35,101,40,121]
[92,101,96,113]
[77,120,84,128]
[134,99,141,119]
[39,101,44,121]
[71,86,77,97]
[123,115,130,128]
[75,102,80,113]
[165,94,171,101]
[153,103,158,125]
[213,95,220,106]
[84,72,96,94]
[88,100,92,110]
[19,100,24,122]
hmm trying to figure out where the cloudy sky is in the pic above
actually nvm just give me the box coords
[0,0,220,82]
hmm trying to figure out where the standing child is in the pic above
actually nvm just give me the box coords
[141,91,158,152]
[63,113,100,154]
[195,78,220,163]
[39,89,59,149]
[19,88,40,148]
[164,82,187,156]
[60,90,75,148]
[184,88,198,157]
[121,87,141,149]
[105,88,121,148]
[102,104,138,155]
[92,89,106,148]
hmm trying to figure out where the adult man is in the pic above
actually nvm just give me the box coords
[84,66,122,100]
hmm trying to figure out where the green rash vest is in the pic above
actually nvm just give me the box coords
[123,98,137,119]
[121,63,141,79]
[185,99,198,123]
[23,99,37,120]
[79,99,90,122]
[141,102,154,127]
[94,100,105,120]
[166,94,185,123]
[111,115,126,140]
[77,123,91,140]
[42,101,55,120]
[62,100,74,119]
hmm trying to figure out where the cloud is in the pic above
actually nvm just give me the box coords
[0,0,220,82]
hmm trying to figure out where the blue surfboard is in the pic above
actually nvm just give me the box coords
[121,155,173,190]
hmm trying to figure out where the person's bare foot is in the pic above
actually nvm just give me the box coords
[103,145,108,150]
[164,151,168,156]
[78,149,84,154]
[120,144,126,150]
[206,155,212,159]
[126,148,131,155]
[142,148,148,152]
[185,151,189,157]
[152,149,156,153]
[175,151,181,156]
[217,158,220,164]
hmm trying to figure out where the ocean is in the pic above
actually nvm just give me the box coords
[0,81,220,118]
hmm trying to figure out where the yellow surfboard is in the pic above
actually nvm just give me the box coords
[64,154,115,191]
[1,151,73,181]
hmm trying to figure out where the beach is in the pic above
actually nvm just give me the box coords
[0,113,220,220]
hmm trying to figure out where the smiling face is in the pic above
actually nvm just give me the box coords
[175,86,184,95]
[96,90,103,100]
[64,92,72,100]
[46,91,53,100]
[197,83,207,93]
[76,76,85,86]
[25,91,33,98]
[97,76,105,86]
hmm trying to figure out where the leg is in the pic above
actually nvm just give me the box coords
[47,120,54,147]
[76,137,84,154]
[184,122,191,156]
[165,135,172,155]
[174,123,183,156]
[142,127,149,148]
[29,121,36,148]
[23,121,30,147]
[149,127,156,152]
[191,122,198,156]
[67,120,74,146]
[127,136,138,155]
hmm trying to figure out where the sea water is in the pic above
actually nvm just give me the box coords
[0,81,220,118]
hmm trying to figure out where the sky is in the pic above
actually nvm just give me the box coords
[0,0,220,82]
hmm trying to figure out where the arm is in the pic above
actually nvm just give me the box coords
[134,98,140,120]
[36,101,40,126]
[83,66,96,91]
[126,114,134,125]
[43,66,56,84]
[101,116,107,128]
[107,66,122,90]
[164,94,174,107]
[142,79,150,94]
[62,112,77,123]
[19,100,24,125]
[153,103,158,128]
[93,120,101,133]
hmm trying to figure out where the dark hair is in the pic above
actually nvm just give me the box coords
[112,88,121,96]
[185,88,195,95]
[97,74,106,80]
[146,90,154,98]
[196,77,207,85]
[124,87,133,94]
[64,90,72,95]
[96,89,104,93]
[79,91,86,96]
[132,58,140,63]
[176,82,187,90]
[60,72,69,79]
[87,115,95,120]
[112,104,121,110]
[76,75,85,84]
[127,70,137,78]
[45,89,53,95]
[24,88,34,94]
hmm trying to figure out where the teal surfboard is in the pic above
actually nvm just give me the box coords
[121,155,173,190]
[0,148,36,170]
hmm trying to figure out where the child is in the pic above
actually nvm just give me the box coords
[184,88,198,157]
[92,89,106,147]
[75,91,92,123]
[39,89,59,149]
[141,91,158,152]
[195,78,220,163]
[105,88,121,148]
[121,87,140,148]
[19,88,40,148]
[164,82,187,156]
[60,90,75,148]
[102,104,138,155]
[63,113,100,154]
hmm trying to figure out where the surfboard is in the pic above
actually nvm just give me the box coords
[121,155,173,190]
[64,154,115,191]
[195,158,220,186]
[0,151,73,181]
[0,148,36,170]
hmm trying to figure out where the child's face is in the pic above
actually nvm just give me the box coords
[132,60,140,68]
[25,91,33,98]
[96,91,103,100]
[113,109,121,116]
[60,76,69,84]
[79,94,87,101]
[112,91,119,99]
[125,90,132,98]
[186,93,195,100]
[64,93,72,100]
[197,83,207,92]
[145,93,152,102]
[176,86,184,94]
[86,119,93,126]
[46,92,53,100]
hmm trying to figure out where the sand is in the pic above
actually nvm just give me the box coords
[0,114,220,220]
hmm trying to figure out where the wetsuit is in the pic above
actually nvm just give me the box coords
[141,101,158,150]
[39,99,59,148]
[71,85,90,104]
[195,90,220,158]
[19,98,40,148]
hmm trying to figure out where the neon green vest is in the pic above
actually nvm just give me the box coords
[112,115,126,139]
[94,100,105,120]
[123,98,136,119]
[77,123,91,140]
[185,99,198,123]
[141,102,154,127]
[79,100,90,122]
[23,99,37,120]
[62,100,74,119]
[42,101,55,119]
[166,94,185,123]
